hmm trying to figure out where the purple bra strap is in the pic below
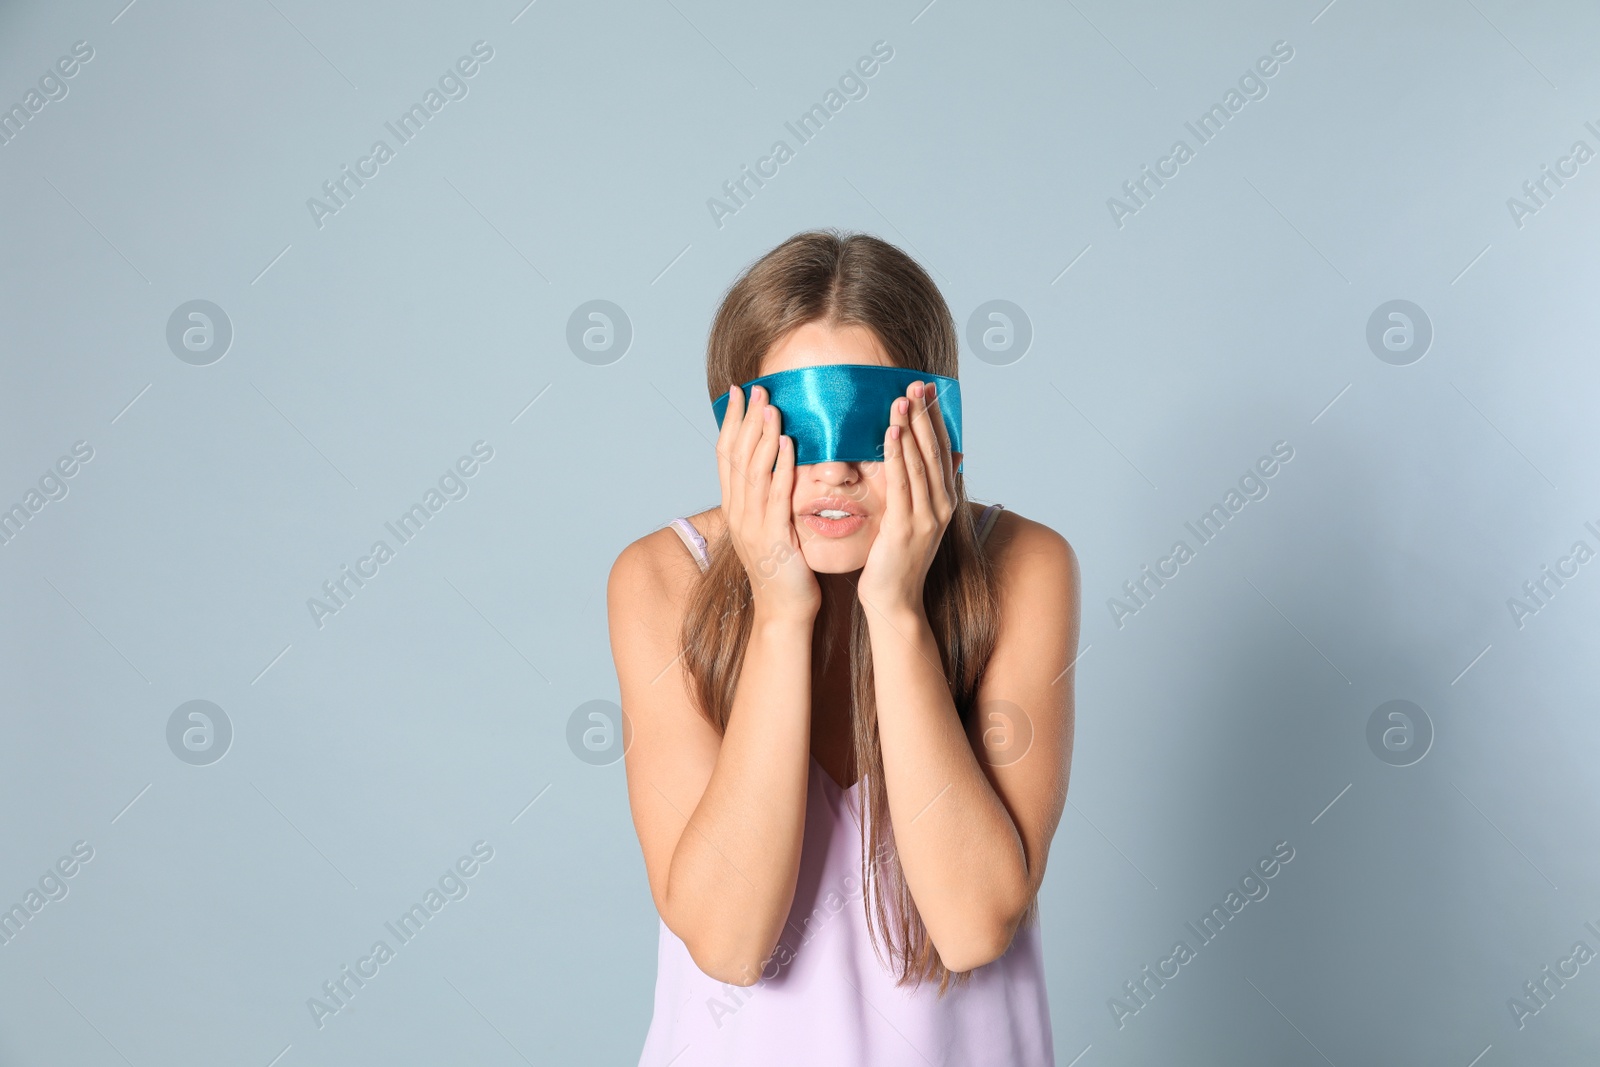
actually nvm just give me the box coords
[668,517,710,573]
[977,502,1004,545]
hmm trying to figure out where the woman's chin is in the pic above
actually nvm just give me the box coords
[801,543,870,575]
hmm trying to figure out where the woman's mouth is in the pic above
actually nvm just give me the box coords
[801,500,867,538]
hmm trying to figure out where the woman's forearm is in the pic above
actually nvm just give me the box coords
[865,601,1030,972]
[665,609,815,984]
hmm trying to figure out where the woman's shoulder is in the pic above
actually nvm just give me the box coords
[607,508,722,610]
[982,504,1078,579]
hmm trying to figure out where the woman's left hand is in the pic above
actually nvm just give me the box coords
[857,379,959,616]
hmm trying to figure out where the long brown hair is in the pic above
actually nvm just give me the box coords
[679,230,1011,992]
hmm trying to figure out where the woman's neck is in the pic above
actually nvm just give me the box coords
[810,573,858,667]
[809,575,857,723]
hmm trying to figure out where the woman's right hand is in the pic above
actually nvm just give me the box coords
[717,383,821,621]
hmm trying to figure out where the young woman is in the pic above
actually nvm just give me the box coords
[607,231,1080,1066]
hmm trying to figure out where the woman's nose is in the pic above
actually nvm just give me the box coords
[807,460,861,484]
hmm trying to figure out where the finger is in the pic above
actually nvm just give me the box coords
[913,380,954,514]
[882,409,911,525]
[923,378,953,455]
[755,400,782,481]
[717,383,742,508]
[747,400,781,533]
[731,384,769,496]
[904,386,938,516]
[723,386,748,536]
[770,429,797,546]
[896,390,932,522]
[731,386,770,544]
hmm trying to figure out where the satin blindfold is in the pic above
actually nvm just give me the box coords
[711,364,963,473]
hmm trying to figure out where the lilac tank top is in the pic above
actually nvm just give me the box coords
[642,505,1055,1066]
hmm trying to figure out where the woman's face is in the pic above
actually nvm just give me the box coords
[756,321,959,575]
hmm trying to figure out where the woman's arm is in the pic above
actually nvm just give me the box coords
[608,536,818,986]
[613,385,826,985]
[857,380,1079,973]
[866,515,1079,972]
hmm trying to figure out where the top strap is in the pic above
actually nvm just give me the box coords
[668,517,710,573]
[977,503,1004,545]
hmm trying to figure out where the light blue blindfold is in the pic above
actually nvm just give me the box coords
[712,365,964,473]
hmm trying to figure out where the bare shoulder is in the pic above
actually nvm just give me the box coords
[977,504,1079,588]
[606,508,722,616]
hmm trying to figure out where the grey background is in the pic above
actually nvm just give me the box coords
[2,0,1597,1064]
